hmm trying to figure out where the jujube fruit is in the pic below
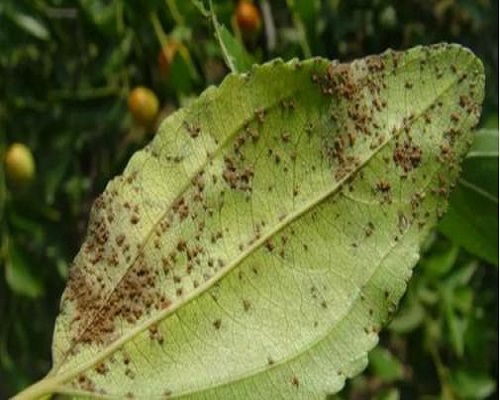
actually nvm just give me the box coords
[127,86,159,127]
[4,143,36,186]
[235,0,262,35]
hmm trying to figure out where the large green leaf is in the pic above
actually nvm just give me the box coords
[14,44,483,399]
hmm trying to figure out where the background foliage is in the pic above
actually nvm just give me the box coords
[0,0,497,398]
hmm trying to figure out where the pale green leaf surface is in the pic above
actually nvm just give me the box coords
[15,44,483,400]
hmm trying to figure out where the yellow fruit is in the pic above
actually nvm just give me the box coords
[127,86,159,127]
[235,0,262,35]
[4,143,36,186]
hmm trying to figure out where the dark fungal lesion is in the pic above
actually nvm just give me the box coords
[65,248,173,346]
[315,55,391,183]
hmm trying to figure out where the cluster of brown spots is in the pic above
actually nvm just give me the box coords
[431,173,451,198]
[70,252,172,345]
[125,171,138,185]
[125,368,136,380]
[310,285,327,308]
[190,171,206,204]
[320,62,359,100]
[116,233,126,247]
[458,94,479,115]
[210,230,223,244]
[264,239,275,252]
[148,323,164,344]
[213,319,222,330]
[254,107,266,124]
[437,142,454,164]
[123,202,141,225]
[363,325,380,335]
[365,221,375,237]
[333,157,361,181]
[450,112,460,124]
[222,156,254,192]
[242,299,251,312]
[122,351,131,366]
[376,180,391,193]
[76,373,95,392]
[314,56,392,185]
[95,362,108,375]
[280,97,296,111]
[393,138,422,174]
[172,197,190,221]
[365,55,385,72]
[184,121,201,138]
[83,194,114,265]
[347,102,374,135]
[390,51,402,74]
[280,131,291,143]
[245,125,260,143]
[65,265,105,333]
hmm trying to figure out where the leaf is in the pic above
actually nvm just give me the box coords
[5,240,44,298]
[439,129,499,266]
[450,369,496,399]
[14,44,483,399]
[368,347,404,383]
[209,1,254,73]
[6,10,50,41]
[420,238,459,278]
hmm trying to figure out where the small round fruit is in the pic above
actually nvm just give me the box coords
[4,143,36,186]
[127,86,159,127]
[235,1,262,35]
[158,41,178,80]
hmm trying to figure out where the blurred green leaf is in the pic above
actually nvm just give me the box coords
[166,48,196,93]
[446,311,467,357]
[450,369,496,399]
[291,0,318,23]
[389,291,426,333]
[6,11,50,41]
[374,388,400,400]
[4,240,43,298]
[420,239,459,278]
[453,287,473,314]
[439,129,499,266]
[368,348,404,383]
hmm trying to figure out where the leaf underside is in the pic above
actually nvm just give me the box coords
[42,44,482,399]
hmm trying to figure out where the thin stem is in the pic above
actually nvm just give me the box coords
[150,11,169,49]
[428,342,455,400]
[150,11,199,80]
[11,376,59,400]
[166,0,184,26]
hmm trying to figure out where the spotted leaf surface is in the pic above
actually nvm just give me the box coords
[17,44,483,400]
